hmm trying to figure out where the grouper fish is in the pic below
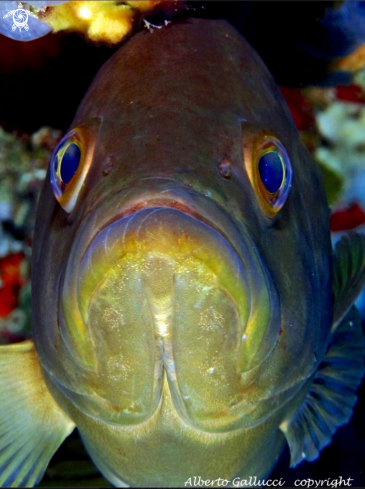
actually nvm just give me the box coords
[0,18,365,488]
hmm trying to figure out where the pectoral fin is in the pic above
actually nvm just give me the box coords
[280,306,364,466]
[280,232,365,467]
[332,233,365,328]
[0,340,75,487]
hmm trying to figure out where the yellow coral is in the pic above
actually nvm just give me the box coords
[43,1,163,44]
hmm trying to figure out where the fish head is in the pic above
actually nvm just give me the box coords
[31,17,332,479]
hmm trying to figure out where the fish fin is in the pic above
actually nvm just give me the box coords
[280,306,365,467]
[333,233,365,329]
[0,340,75,487]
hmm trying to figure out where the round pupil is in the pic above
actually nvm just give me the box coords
[258,151,284,193]
[60,143,81,184]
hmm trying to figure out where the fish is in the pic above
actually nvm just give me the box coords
[1,17,365,488]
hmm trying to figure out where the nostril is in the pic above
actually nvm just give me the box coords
[218,158,232,178]
[102,155,116,176]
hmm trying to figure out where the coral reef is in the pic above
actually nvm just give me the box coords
[0,126,61,343]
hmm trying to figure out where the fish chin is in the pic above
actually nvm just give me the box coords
[59,206,281,432]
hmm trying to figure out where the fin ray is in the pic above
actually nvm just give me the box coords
[0,340,75,487]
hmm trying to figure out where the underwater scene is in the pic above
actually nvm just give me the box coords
[0,1,365,487]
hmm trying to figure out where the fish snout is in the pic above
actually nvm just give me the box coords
[62,207,279,431]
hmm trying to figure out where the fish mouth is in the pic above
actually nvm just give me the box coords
[59,188,280,431]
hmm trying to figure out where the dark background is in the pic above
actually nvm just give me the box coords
[0,1,349,134]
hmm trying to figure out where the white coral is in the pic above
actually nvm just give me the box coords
[315,101,365,206]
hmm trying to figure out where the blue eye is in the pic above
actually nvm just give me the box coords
[258,151,284,194]
[50,132,84,212]
[59,143,81,184]
[49,122,99,213]
[244,134,292,217]
[50,138,82,198]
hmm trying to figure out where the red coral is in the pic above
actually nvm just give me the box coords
[0,253,25,318]
[335,85,365,104]
[330,203,365,232]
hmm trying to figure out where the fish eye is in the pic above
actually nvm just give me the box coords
[49,123,98,213]
[244,131,292,218]
[51,140,82,192]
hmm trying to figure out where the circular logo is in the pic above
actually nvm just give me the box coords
[12,9,29,31]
